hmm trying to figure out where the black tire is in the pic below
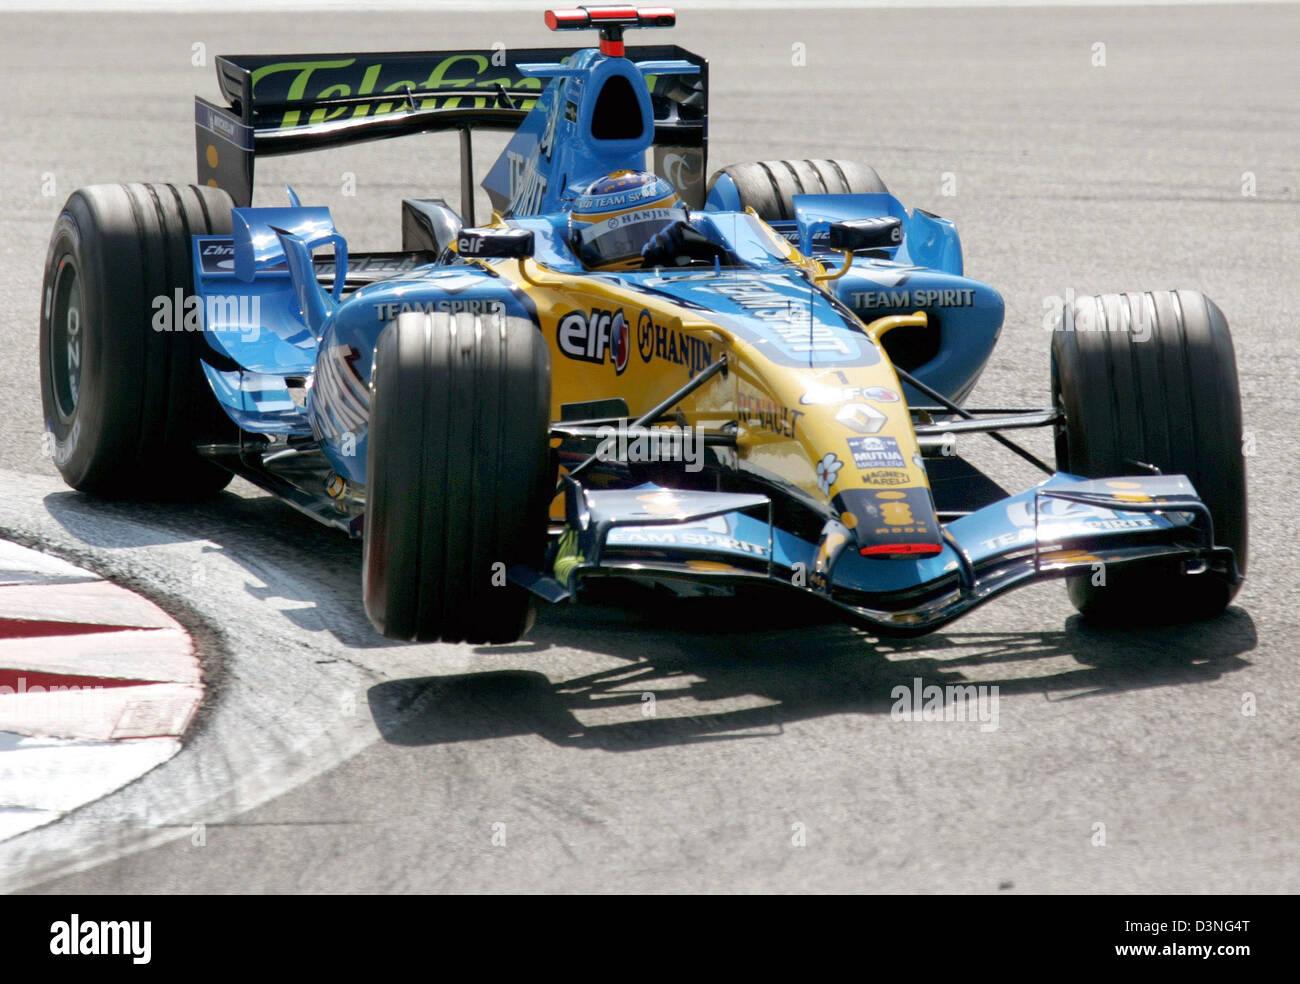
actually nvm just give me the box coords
[1051,290,1247,623]
[707,159,889,221]
[40,182,236,498]
[363,311,552,643]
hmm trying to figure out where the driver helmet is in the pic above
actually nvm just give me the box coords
[567,170,684,270]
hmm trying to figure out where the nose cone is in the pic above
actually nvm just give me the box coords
[833,487,944,559]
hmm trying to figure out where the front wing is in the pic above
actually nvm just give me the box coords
[541,473,1240,635]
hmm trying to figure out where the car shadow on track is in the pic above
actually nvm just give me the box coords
[367,585,1257,752]
[37,488,1260,747]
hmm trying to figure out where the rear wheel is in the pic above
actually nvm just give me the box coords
[39,182,235,498]
[363,311,552,643]
[1051,290,1247,623]
[706,159,889,221]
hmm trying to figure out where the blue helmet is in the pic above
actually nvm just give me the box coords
[567,170,684,270]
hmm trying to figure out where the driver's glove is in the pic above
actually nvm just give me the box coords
[641,220,728,267]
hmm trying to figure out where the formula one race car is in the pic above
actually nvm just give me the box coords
[39,6,1246,642]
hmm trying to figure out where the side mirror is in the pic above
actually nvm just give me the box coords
[455,227,535,259]
[827,216,903,252]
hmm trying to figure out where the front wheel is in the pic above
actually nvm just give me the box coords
[1051,290,1247,623]
[363,311,552,643]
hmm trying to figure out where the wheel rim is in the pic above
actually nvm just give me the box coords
[49,256,84,421]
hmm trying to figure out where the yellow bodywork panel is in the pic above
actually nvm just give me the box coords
[487,258,934,514]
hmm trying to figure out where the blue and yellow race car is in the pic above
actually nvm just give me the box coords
[39,5,1246,642]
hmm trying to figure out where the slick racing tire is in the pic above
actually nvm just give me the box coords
[363,311,552,643]
[1051,290,1247,623]
[40,183,235,498]
[706,159,889,221]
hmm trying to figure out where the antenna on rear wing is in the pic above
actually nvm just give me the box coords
[544,6,677,57]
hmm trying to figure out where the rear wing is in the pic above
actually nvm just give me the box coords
[195,45,708,219]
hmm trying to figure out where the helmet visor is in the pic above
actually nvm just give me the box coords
[575,206,686,268]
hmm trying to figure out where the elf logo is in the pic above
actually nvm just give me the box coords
[556,308,630,374]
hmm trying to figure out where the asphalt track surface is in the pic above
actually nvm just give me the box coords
[0,3,1297,893]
